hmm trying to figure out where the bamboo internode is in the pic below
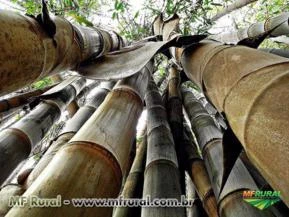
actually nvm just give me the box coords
[183,124,219,217]
[210,13,289,44]
[182,87,276,217]
[141,75,185,217]
[0,77,86,184]
[0,84,57,114]
[166,65,185,194]
[180,40,289,205]
[6,67,150,217]
[113,132,147,217]
[24,81,115,189]
[0,10,123,95]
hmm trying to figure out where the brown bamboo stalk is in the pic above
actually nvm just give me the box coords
[180,40,289,206]
[0,9,123,95]
[186,173,209,217]
[0,184,25,217]
[0,77,86,184]
[113,131,147,217]
[0,84,57,114]
[6,67,150,217]
[211,0,257,22]
[210,12,289,43]
[66,100,79,118]
[183,123,219,217]
[181,87,276,217]
[141,75,185,217]
[24,81,114,189]
[166,65,186,194]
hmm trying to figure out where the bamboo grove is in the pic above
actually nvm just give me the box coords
[0,2,289,217]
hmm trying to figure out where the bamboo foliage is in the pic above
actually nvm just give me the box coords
[181,87,276,217]
[0,9,123,95]
[6,67,150,217]
[24,81,115,189]
[210,13,289,44]
[0,77,86,184]
[183,123,219,217]
[180,40,289,206]
[141,75,185,217]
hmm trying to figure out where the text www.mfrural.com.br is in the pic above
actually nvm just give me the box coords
[9,195,194,208]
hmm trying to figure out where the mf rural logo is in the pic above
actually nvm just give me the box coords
[243,190,281,210]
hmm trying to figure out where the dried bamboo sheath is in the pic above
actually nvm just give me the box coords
[24,81,114,189]
[181,88,275,217]
[180,40,289,206]
[6,67,150,217]
[0,10,123,95]
[141,76,185,217]
[0,78,86,184]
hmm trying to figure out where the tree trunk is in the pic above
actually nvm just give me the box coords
[181,87,276,217]
[0,77,86,184]
[6,67,150,217]
[211,0,257,22]
[183,123,219,217]
[0,10,123,95]
[210,12,289,44]
[141,75,185,217]
[180,40,289,206]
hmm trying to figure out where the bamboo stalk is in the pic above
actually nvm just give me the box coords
[183,123,219,217]
[113,131,147,217]
[0,184,25,217]
[210,12,289,44]
[0,9,123,95]
[141,75,185,217]
[0,84,57,114]
[0,77,86,184]
[260,48,289,58]
[181,87,276,217]
[186,173,209,217]
[6,67,150,217]
[166,65,186,194]
[180,40,289,206]
[66,100,79,118]
[24,81,115,189]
